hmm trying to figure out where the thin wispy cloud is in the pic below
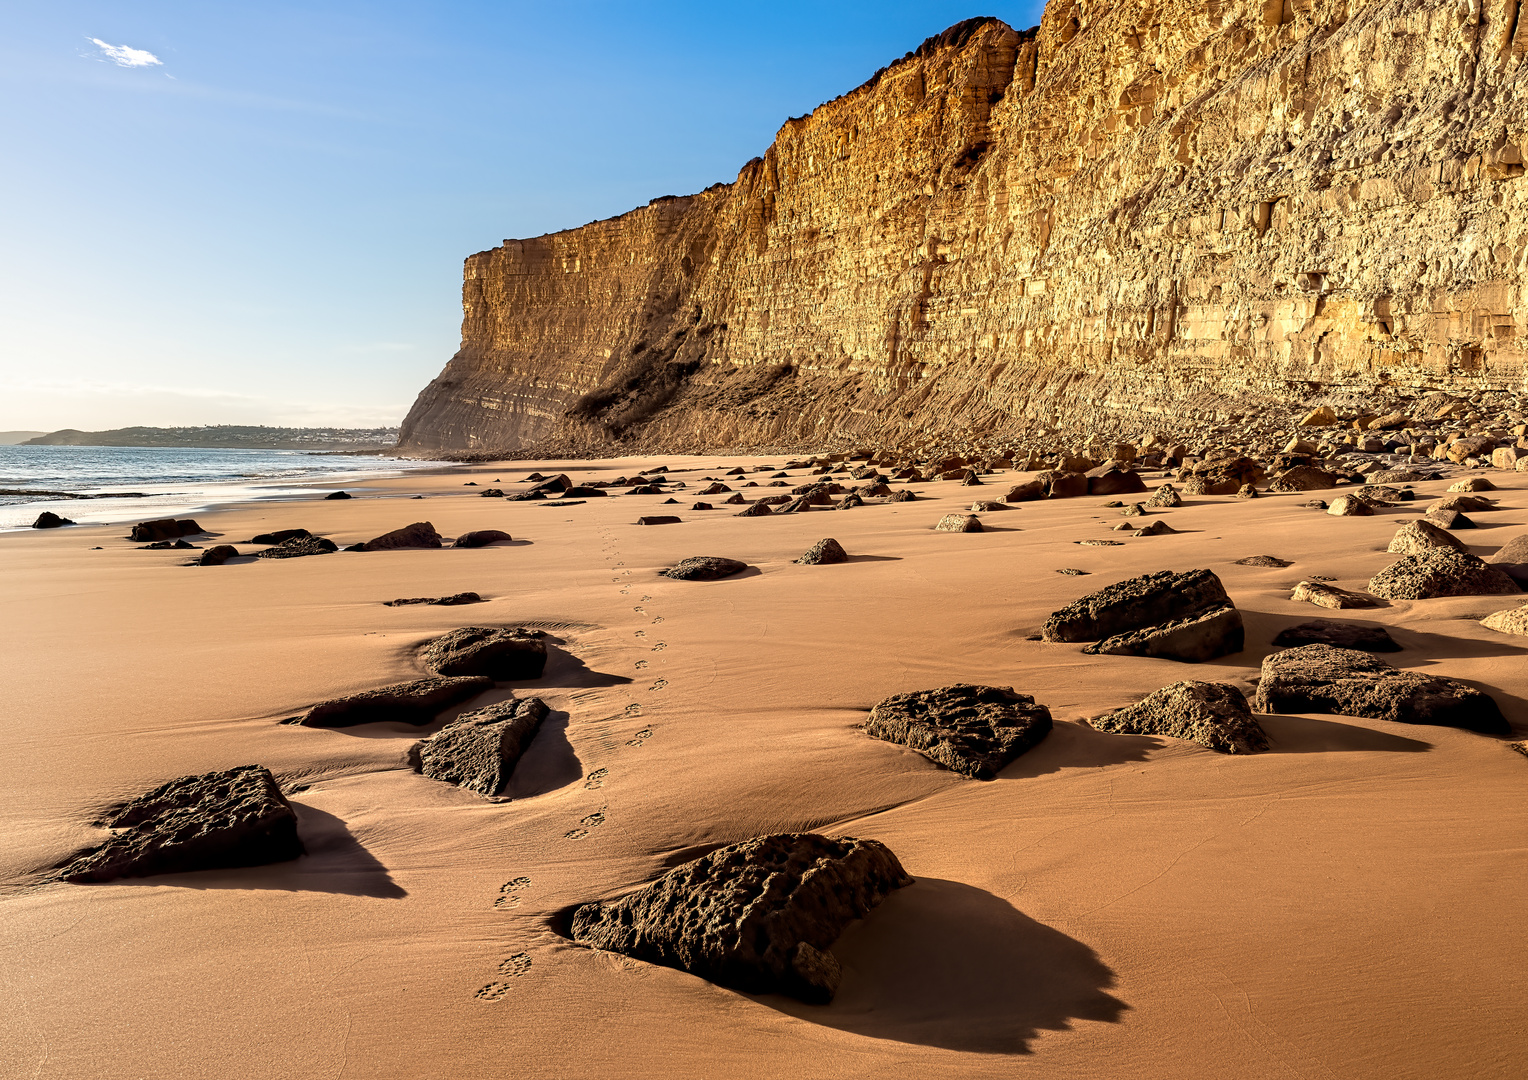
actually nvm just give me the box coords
[88,38,163,69]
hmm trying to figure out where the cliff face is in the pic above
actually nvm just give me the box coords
[399,2,1528,454]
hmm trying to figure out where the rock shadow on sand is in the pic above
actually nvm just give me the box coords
[1257,713,1432,753]
[503,709,583,798]
[101,803,405,898]
[765,877,1126,1053]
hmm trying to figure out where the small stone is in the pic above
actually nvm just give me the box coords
[1449,477,1496,492]
[865,684,1053,779]
[637,515,683,525]
[32,511,74,528]
[935,513,983,532]
[796,538,849,564]
[734,502,771,517]
[1056,568,1089,575]
[690,502,714,511]
[324,490,352,500]
[1120,502,1145,517]
[198,545,240,566]
[384,592,483,607]
[1299,406,1337,426]
[1236,555,1293,567]
[1136,520,1179,535]
[130,518,204,543]
[1092,681,1268,754]
[256,536,339,559]
[1326,494,1373,517]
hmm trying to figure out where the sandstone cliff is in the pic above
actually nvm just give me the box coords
[399,3,1528,455]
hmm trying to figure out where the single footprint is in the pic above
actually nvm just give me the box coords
[626,728,653,746]
[584,768,607,790]
[640,595,652,602]
[651,616,664,624]
[497,953,532,978]
[475,982,512,1002]
[494,876,532,909]
[634,606,646,614]
[634,630,647,638]
[635,659,648,669]
[624,702,643,716]
[565,809,607,839]
[651,641,667,652]
[650,678,668,691]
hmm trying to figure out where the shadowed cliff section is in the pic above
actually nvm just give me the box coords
[399,2,1528,455]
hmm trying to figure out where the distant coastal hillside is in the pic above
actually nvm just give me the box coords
[22,425,399,450]
[0,431,46,445]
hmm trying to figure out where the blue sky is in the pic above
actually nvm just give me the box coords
[0,2,1043,431]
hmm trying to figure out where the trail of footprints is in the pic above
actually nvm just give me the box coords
[477,520,677,999]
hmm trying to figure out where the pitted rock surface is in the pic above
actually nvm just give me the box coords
[1368,549,1520,600]
[1387,520,1467,555]
[256,535,338,559]
[796,538,849,564]
[1272,619,1400,652]
[1082,602,1244,663]
[569,833,912,1003]
[358,522,443,551]
[1043,569,1232,643]
[384,592,484,607]
[865,684,1053,779]
[1254,644,1507,734]
[1092,681,1268,754]
[291,676,492,727]
[452,529,514,548]
[661,556,748,580]
[420,626,547,680]
[411,696,550,796]
[60,765,304,883]
[1291,580,1378,609]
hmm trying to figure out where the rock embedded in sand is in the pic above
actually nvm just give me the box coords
[1490,534,1528,586]
[1043,568,1242,662]
[198,545,240,566]
[256,536,339,559]
[1092,681,1268,754]
[1326,494,1373,517]
[1145,483,1182,508]
[1449,477,1496,492]
[1135,519,1179,536]
[32,511,73,528]
[1082,603,1245,662]
[568,833,912,1003]
[795,538,848,564]
[865,683,1052,779]
[1387,520,1466,555]
[59,765,304,883]
[358,522,443,551]
[1236,555,1293,567]
[420,626,547,680]
[411,695,550,796]
[130,518,204,542]
[1268,466,1340,493]
[1254,644,1507,733]
[292,676,493,727]
[1291,580,1378,609]
[734,501,772,517]
[1086,464,1146,496]
[453,530,513,548]
[249,528,312,545]
[1430,494,1495,515]
[1272,619,1400,652]
[661,556,748,581]
[324,491,352,500]
[935,513,983,532]
[1368,549,1520,600]
[1004,481,1043,502]
[1480,606,1528,637]
[527,474,572,494]
[384,592,483,607]
[637,515,683,525]
[1424,508,1476,530]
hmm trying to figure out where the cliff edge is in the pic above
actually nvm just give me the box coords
[399,2,1528,455]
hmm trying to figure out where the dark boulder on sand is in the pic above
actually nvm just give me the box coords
[32,511,73,528]
[1043,569,1242,662]
[1272,619,1400,652]
[1092,681,1268,754]
[256,536,338,559]
[384,592,483,607]
[324,490,352,500]
[1254,644,1508,733]
[661,556,748,581]
[411,695,550,796]
[59,765,304,883]
[452,530,513,548]
[249,528,311,545]
[569,833,912,1003]
[130,518,204,542]
[289,676,492,727]
[358,522,443,551]
[865,683,1052,779]
[420,626,547,680]
[795,538,848,564]
[199,545,240,566]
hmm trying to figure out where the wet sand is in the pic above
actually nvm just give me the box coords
[1,456,1525,1078]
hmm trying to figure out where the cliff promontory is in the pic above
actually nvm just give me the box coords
[399,2,1528,454]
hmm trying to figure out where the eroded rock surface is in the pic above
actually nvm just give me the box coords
[1254,644,1507,733]
[411,696,550,796]
[60,765,304,883]
[1387,520,1467,555]
[384,592,484,607]
[865,683,1052,779]
[661,556,748,580]
[358,522,443,551]
[1368,549,1521,599]
[1292,580,1379,609]
[1272,619,1400,652]
[1092,681,1268,754]
[420,626,548,680]
[796,538,849,564]
[290,676,492,727]
[130,518,203,542]
[453,530,514,548]
[1042,569,1240,663]
[256,536,338,559]
[569,833,912,1002]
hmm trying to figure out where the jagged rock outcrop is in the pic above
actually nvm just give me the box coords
[399,6,1528,455]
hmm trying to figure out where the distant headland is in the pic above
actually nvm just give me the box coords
[20,425,399,451]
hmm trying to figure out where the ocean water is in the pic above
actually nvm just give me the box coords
[0,444,442,530]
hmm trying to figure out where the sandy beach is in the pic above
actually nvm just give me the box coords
[2,456,1525,1079]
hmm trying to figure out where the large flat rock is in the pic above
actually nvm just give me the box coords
[1042,569,1233,643]
[290,676,492,727]
[569,833,912,1003]
[865,684,1052,779]
[60,765,304,883]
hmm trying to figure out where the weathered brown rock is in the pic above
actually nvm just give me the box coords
[249,528,311,545]
[291,676,492,727]
[1136,520,1179,536]
[1481,606,1528,637]
[1269,466,1340,493]
[411,696,550,796]
[32,511,73,528]
[384,592,484,607]
[1086,464,1146,496]
[1004,481,1043,502]
[358,522,443,551]
[1424,508,1476,530]
[420,626,547,680]
[1368,549,1520,600]
[1145,483,1182,508]
[1429,494,1495,514]
[734,501,772,517]
[1045,569,1230,641]
[59,765,304,883]
[256,535,339,559]
[1235,555,1292,567]
[1092,681,1268,754]
[1387,520,1467,555]
[935,513,983,532]
[865,683,1052,779]
[1326,494,1374,517]
[795,538,849,564]
[324,490,352,500]
[637,515,683,525]
[661,556,748,580]
[569,833,912,1003]
[1272,619,1400,652]
[1490,534,1528,585]
[1083,602,1245,663]
[198,545,240,566]
[1291,580,1378,609]
[453,530,514,548]
[1254,644,1508,734]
